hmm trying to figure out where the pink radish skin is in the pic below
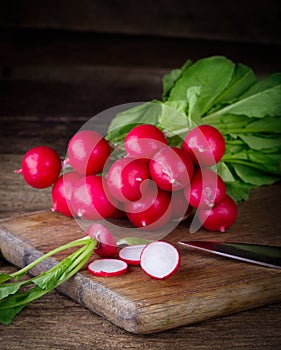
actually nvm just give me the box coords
[183,125,225,167]
[16,146,62,189]
[88,259,128,277]
[106,157,150,203]
[197,195,238,232]
[70,175,116,220]
[124,124,168,160]
[184,168,226,209]
[87,223,117,257]
[66,130,111,175]
[125,183,172,230]
[170,190,193,221]
[51,171,82,217]
[118,244,146,265]
[140,241,180,279]
[149,147,194,191]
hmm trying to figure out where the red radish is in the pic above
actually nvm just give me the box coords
[70,175,116,220]
[106,157,150,202]
[16,146,61,189]
[118,244,146,265]
[87,223,117,257]
[88,259,128,277]
[197,195,238,232]
[51,171,82,217]
[184,168,226,209]
[124,124,168,160]
[66,130,111,175]
[125,183,172,230]
[149,147,194,191]
[170,190,193,221]
[140,241,180,279]
[182,125,225,167]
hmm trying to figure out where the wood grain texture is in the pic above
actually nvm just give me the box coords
[1,183,281,334]
[0,0,280,44]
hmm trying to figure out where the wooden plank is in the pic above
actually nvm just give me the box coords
[0,1,280,44]
[0,183,281,334]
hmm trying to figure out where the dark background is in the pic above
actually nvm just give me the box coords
[0,0,280,119]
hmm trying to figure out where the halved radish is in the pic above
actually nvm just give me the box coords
[88,259,128,277]
[140,241,180,279]
[118,244,146,265]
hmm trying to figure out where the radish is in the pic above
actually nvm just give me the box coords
[125,183,172,230]
[16,146,61,189]
[87,223,117,257]
[106,157,150,202]
[197,194,238,232]
[66,130,111,175]
[170,189,193,221]
[118,244,146,265]
[124,124,168,160]
[182,125,225,167]
[140,241,180,279]
[88,259,128,277]
[70,175,116,220]
[51,171,82,217]
[184,168,226,209]
[149,146,194,191]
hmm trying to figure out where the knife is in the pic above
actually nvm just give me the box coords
[178,241,281,269]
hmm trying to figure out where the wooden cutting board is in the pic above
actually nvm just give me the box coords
[1,183,281,334]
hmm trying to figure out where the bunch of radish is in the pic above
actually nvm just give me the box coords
[16,123,237,233]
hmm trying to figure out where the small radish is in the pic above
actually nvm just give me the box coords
[118,244,146,265]
[88,259,128,277]
[184,168,226,209]
[140,241,180,279]
[87,223,117,257]
[149,146,194,191]
[125,183,172,230]
[124,124,168,160]
[182,125,225,167]
[170,190,193,221]
[66,129,111,175]
[70,175,116,220]
[51,171,82,217]
[16,146,62,189]
[106,157,150,203]
[197,195,238,232]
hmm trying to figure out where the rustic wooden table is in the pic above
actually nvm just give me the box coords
[0,29,281,349]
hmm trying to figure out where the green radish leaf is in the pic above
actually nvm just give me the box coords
[240,72,281,98]
[169,56,235,116]
[238,134,281,150]
[33,258,72,290]
[232,163,280,186]
[244,116,281,133]
[213,63,256,104]
[0,273,12,284]
[0,307,18,325]
[0,282,23,299]
[216,161,236,183]
[162,59,193,99]
[206,79,281,118]
[226,181,255,202]
[106,101,162,145]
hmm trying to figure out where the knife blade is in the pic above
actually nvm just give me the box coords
[178,241,281,269]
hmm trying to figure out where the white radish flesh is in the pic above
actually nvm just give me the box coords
[88,259,128,277]
[118,244,146,265]
[140,241,180,279]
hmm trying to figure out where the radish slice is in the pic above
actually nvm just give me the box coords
[118,244,146,265]
[140,241,180,279]
[88,259,128,277]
